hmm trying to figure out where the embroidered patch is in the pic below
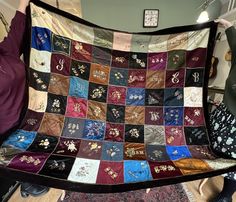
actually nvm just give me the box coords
[188,145,216,160]
[111,50,129,68]
[113,32,132,51]
[101,142,123,161]
[128,70,146,88]
[54,137,81,156]
[52,33,71,55]
[94,28,113,49]
[166,146,192,160]
[184,107,205,126]
[184,126,209,145]
[46,93,67,115]
[167,33,188,50]
[185,68,204,87]
[167,50,186,69]
[87,100,107,121]
[164,107,183,126]
[31,27,51,51]
[131,35,151,52]
[186,48,207,67]
[148,52,167,70]
[88,82,108,103]
[77,140,102,160]
[184,87,203,107]
[126,88,145,106]
[146,70,165,89]
[48,73,70,96]
[145,89,164,106]
[124,143,146,160]
[29,68,50,91]
[125,125,144,143]
[164,88,183,106]
[125,106,145,125]
[71,41,92,62]
[107,104,125,123]
[145,107,164,125]
[69,77,89,99]
[66,97,87,118]
[165,126,185,146]
[83,120,105,140]
[92,46,111,65]
[165,68,185,88]
[109,68,128,86]
[89,63,110,85]
[129,53,147,69]
[105,123,124,142]
[70,60,91,80]
[51,53,71,76]
[107,86,126,105]
[146,145,170,161]
[20,110,44,131]
[144,125,165,145]
[62,117,85,138]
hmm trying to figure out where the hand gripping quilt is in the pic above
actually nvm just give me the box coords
[0,1,236,193]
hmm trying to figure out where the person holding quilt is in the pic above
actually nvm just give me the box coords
[209,19,236,202]
[0,0,49,198]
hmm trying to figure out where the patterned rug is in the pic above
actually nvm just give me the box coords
[59,184,192,202]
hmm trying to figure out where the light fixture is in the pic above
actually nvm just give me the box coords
[197,0,210,23]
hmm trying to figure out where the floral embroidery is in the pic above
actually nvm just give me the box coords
[64,140,77,152]
[33,72,47,89]
[20,155,41,166]
[93,70,107,80]
[125,148,144,158]
[106,145,120,157]
[104,167,118,179]
[109,128,120,137]
[131,54,145,67]
[154,165,176,173]
[149,111,160,121]
[88,142,101,152]
[114,57,126,63]
[114,72,124,80]
[49,160,65,170]
[39,139,50,149]
[51,99,61,113]
[91,87,105,99]
[67,123,80,134]
[26,119,38,126]
[128,75,145,84]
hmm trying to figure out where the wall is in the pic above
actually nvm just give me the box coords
[81,0,221,32]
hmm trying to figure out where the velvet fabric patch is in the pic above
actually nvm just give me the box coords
[46,93,67,115]
[167,50,186,69]
[165,126,185,146]
[125,125,144,143]
[185,68,204,87]
[87,100,106,121]
[48,73,70,96]
[164,88,184,106]
[71,41,92,62]
[148,52,167,70]
[111,50,129,68]
[126,88,145,106]
[88,82,108,103]
[145,89,164,106]
[125,106,145,125]
[52,34,71,55]
[164,107,183,126]
[77,140,102,160]
[62,117,85,138]
[146,145,170,162]
[105,123,124,142]
[89,63,110,85]
[29,68,50,92]
[188,145,216,160]
[101,142,123,161]
[70,60,91,80]
[184,126,209,145]
[129,53,147,69]
[128,70,146,88]
[66,97,87,118]
[145,107,164,125]
[165,68,185,88]
[184,107,205,126]
[109,68,128,86]
[107,86,126,105]
[124,143,146,160]
[146,70,165,89]
[166,146,192,160]
[92,46,111,66]
[107,104,125,123]
[69,77,89,99]
[51,53,71,76]
[186,48,207,68]
[83,120,105,140]
[144,126,165,145]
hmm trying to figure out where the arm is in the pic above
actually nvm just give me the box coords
[0,0,30,57]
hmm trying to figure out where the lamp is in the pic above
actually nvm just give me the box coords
[197,0,210,23]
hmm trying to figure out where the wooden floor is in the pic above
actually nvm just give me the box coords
[8,176,236,202]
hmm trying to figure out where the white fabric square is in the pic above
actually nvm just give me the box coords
[184,87,203,107]
[148,35,169,52]
[187,28,210,50]
[28,87,48,112]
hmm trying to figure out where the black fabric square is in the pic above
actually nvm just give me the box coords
[70,60,90,80]
[145,89,164,106]
[88,82,108,103]
[107,104,125,123]
[146,145,170,162]
[184,126,209,145]
[129,52,147,69]
[29,68,50,92]
[46,93,67,115]
[52,34,71,55]
[125,124,144,143]
[39,155,75,179]
[185,68,204,87]
[164,88,183,106]
[27,133,59,153]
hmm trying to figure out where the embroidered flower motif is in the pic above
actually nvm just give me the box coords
[94,106,102,117]
[67,123,80,134]
[174,90,183,100]
[129,94,143,100]
[128,75,145,84]
[93,70,106,80]
[76,164,89,177]
[106,145,120,157]
[111,108,120,118]
[88,142,101,152]
[131,54,145,67]
[91,87,105,99]
[111,91,121,100]
[129,128,139,138]
[73,103,81,113]
[149,111,160,121]
[109,128,120,137]
[104,167,118,179]
[26,119,38,126]
[114,72,124,80]
[39,139,50,149]
[114,57,126,63]
[172,54,180,64]
[64,140,77,152]
[20,155,41,166]
[17,135,26,142]
[49,160,65,170]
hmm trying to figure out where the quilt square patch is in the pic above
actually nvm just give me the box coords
[186,48,207,68]
[51,53,71,76]
[145,107,164,125]
[126,88,145,106]
[165,68,185,88]
[125,106,145,125]
[53,137,81,156]
[124,143,146,160]
[167,33,188,51]
[88,83,108,103]
[185,68,204,87]
[129,53,147,69]
[145,89,164,106]
[96,161,124,184]
[27,133,58,153]
[124,161,152,183]
[39,155,75,179]
[31,27,51,52]
[29,68,50,92]
[148,35,168,52]
[165,126,185,146]
[148,161,182,179]
[164,107,183,126]
[52,34,71,55]
[109,68,128,86]
[87,100,106,121]
[77,140,102,160]
[111,50,129,68]
[166,146,192,160]
[128,70,146,88]
[72,23,94,44]
[167,50,186,69]
[148,52,167,70]
[20,110,44,131]
[131,35,151,52]
[83,120,105,140]
[146,70,165,89]
[101,142,123,161]
[146,145,170,162]
[184,107,205,126]
[92,46,111,66]
[164,88,184,106]
[105,123,124,142]
[38,113,64,136]
[184,126,209,145]
[62,117,85,138]
[46,93,67,115]
[188,146,216,160]
[184,87,203,107]
[68,158,100,184]
[113,32,132,51]
[107,104,125,123]
[70,60,91,80]
[125,125,144,143]
[71,41,92,62]
[107,86,126,105]
[48,73,69,96]
[66,97,87,118]
[144,125,165,145]
[7,152,49,173]
[94,28,113,49]
[89,63,110,85]
[69,77,89,99]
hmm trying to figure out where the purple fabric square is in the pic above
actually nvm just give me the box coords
[51,53,71,76]
[145,107,164,125]
[148,52,167,70]
[54,137,81,156]
[186,48,207,68]
[165,68,185,88]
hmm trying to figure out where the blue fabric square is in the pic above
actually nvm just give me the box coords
[2,130,37,150]
[124,161,152,183]
[101,142,123,161]
[31,27,51,52]
[126,88,145,106]
[109,68,128,86]
[166,146,192,160]
[83,120,105,140]
[69,77,89,99]
[164,88,183,106]
[164,107,183,126]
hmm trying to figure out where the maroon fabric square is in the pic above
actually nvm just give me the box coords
[54,137,81,156]
[105,123,124,142]
[20,110,44,131]
[184,107,205,126]
[7,152,49,173]
[148,161,182,179]
[71,41,92,62]
[186,48,207,68]
[145,107,164,125]
[165,126,185,146]
[51,53,71,76]
[77,140,102,160]
[107,86,126,105]
[165,68,185,88]
[128,70,146,88]
[111,50,129,68]
[96,161,124,184]
[148,52,167,70]
[188,145,216,160]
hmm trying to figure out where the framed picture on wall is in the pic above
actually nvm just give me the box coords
[143,9,159,28]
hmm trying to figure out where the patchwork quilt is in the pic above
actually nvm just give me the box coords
[1,1,236,193]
